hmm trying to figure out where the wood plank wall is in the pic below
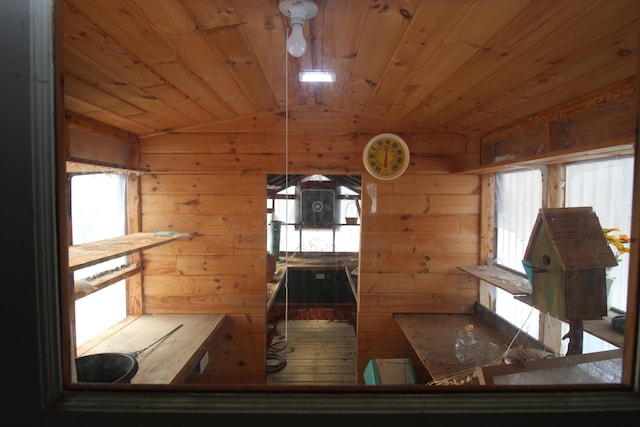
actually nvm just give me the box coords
[136,115,479,385]
[357,172,481,382]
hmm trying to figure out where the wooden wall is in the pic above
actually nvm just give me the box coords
[358,172,481,383]
[135,116,479,385]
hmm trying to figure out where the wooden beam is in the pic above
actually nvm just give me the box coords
[66,110,138,144]
[455,142,634,175]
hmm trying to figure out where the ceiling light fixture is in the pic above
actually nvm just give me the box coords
[299,71,336,83]
[279,0,317,58]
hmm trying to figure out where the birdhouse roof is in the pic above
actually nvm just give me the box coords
[523,207,618,271]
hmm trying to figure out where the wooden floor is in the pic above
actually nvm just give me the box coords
[266,319,357,385]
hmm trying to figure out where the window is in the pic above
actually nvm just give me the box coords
[70,173,127,347]
[565,156,634,312]
[493,156,632,355]
[495,168,543,273]
[267,175,361,254]
[494,287,540,341]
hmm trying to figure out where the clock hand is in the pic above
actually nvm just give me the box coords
[384,147,388,167]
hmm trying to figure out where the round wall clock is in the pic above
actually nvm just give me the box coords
[362,133,410,180]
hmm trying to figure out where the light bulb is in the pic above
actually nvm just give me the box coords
[286,23,306,57]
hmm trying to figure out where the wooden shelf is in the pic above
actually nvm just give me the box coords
[458,264,532,296]
[69,231,191,272]
[453,143,634,175]
[584,317,625,349]
[74,263,141,300]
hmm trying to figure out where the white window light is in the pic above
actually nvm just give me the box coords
[299,71,336,83]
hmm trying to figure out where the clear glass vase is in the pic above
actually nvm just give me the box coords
[454,329,477,363]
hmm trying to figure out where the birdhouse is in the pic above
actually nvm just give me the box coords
[522,207,618,320]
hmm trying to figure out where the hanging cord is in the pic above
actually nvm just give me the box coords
[267,25,291,377]
[283,24,290,345]
[502,305,536,358]
[267,26,292,376]
[503,305,557,358]
[267,50,291,366]
[266,332,288,373]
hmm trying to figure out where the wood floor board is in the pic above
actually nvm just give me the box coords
[278,335,354,342]
[268,358,355,367]
[267,319,357,385]
[270,365,355,373]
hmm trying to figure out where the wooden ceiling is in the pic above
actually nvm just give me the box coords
[63,0,637,139]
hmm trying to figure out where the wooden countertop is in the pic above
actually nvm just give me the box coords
[78,313,225,384]
[394,313,515,382]
[267,264,287,311]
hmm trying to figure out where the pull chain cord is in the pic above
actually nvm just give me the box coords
[266,31,291,376]
[283,23,290,344]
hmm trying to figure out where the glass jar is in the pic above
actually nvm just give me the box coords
[454,329,477,363]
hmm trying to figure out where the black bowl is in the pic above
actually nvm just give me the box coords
[75,352,139,383]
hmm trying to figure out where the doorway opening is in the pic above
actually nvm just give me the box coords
[266,174,361,384]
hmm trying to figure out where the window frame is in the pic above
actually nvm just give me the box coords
[24,0,640,418]
[491,156,634,356]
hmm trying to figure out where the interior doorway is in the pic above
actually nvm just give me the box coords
[265,174,361,385]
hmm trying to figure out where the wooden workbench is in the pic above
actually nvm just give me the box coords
[267,264,286,311]
[394,313,517,382]
[266,253,359,309]
[282,252,359,271]
[77,313,225,384]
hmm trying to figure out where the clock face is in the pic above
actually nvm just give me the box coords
[362,133,410,180]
